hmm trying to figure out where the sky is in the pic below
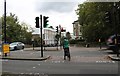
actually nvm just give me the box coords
[0,0,119,33]
[0,0,86,33]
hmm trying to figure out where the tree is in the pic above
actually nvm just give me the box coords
[55,34,60,40]
[20,22,33,44]
[1,13,33,44]
[32,35,41,47]
[76,2,120,42]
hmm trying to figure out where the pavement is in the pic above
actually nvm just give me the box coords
[0,47,120,61]
[98,48,120,61]
[0,47,54,61]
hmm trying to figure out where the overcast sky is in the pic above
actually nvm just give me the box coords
[0,0,86,33]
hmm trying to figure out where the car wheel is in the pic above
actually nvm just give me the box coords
[14,47,17,50]
[22,46,24,49]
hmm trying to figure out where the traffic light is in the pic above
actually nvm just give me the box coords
[35,17,39,28]
[105,11,111,23]
[56,26,58,33]
[61,27,66,32]
[43,16,49,28]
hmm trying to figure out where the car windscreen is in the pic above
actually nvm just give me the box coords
[10,43,18,45]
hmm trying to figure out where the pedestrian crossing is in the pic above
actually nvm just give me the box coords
[1,55,115,63]
[47,55,114,63]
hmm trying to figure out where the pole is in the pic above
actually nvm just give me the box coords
[114,2,119,57]
[4,0,7,57]
[4,0,6,43]
[56,33,58,50]
[32,39,34,50]
[40,15,43,57]
[60,31,62,50]
[99,38,101,49]
[33,42,34,50]
[59,25,62,50]
[57,39,58,50]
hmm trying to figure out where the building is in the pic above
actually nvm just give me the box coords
[32,27,65,46]
[72,20,82,39]
[70,33,76,40]
[43,28,56,45]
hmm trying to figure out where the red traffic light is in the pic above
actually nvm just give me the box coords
[61,27,66,32]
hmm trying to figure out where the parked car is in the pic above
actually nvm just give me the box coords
[10,42,25,51]
[107,34,120,53]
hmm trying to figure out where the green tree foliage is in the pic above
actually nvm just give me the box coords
[76,2,120,42]
[33,36,41,47]
[55,34,60,41]
[1,13,33,44]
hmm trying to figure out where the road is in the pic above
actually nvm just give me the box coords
[2,47,119,75]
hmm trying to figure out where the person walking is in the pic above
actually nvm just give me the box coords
[63,37,71,61]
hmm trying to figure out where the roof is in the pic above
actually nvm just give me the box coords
[72,20,79,24]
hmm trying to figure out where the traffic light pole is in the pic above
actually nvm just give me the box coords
[113,2,119,57]
[60,31,62,50]
[4,0,6,43]
[40,15,43,57]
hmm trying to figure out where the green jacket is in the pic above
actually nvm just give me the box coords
[63,39,69,48]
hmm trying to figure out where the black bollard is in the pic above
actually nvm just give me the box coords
[5,53,7,57]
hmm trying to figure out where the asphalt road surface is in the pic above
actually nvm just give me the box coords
[1,47,119,75]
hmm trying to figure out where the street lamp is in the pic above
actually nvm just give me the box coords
[4,0,8,57]
[4,0,6,43]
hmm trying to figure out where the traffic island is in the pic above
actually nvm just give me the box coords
[1,55,51,61]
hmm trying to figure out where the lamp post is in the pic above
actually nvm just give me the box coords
[4,0,8,57]
[4,0,6,43]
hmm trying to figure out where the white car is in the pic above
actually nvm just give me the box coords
[10,42,25,51]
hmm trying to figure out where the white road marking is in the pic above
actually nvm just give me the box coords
[33,67,36,69]
[35,73,39,75]
[30,53,32,54]
[29,73,33,75]
[96,61,116,63]
[20,50,23,51]
[20,73,24,74]
[38,64,41,66]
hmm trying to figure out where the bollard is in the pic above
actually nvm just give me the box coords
[99,38,101,49]
[5,53,7,57]
[86,43,90,48]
